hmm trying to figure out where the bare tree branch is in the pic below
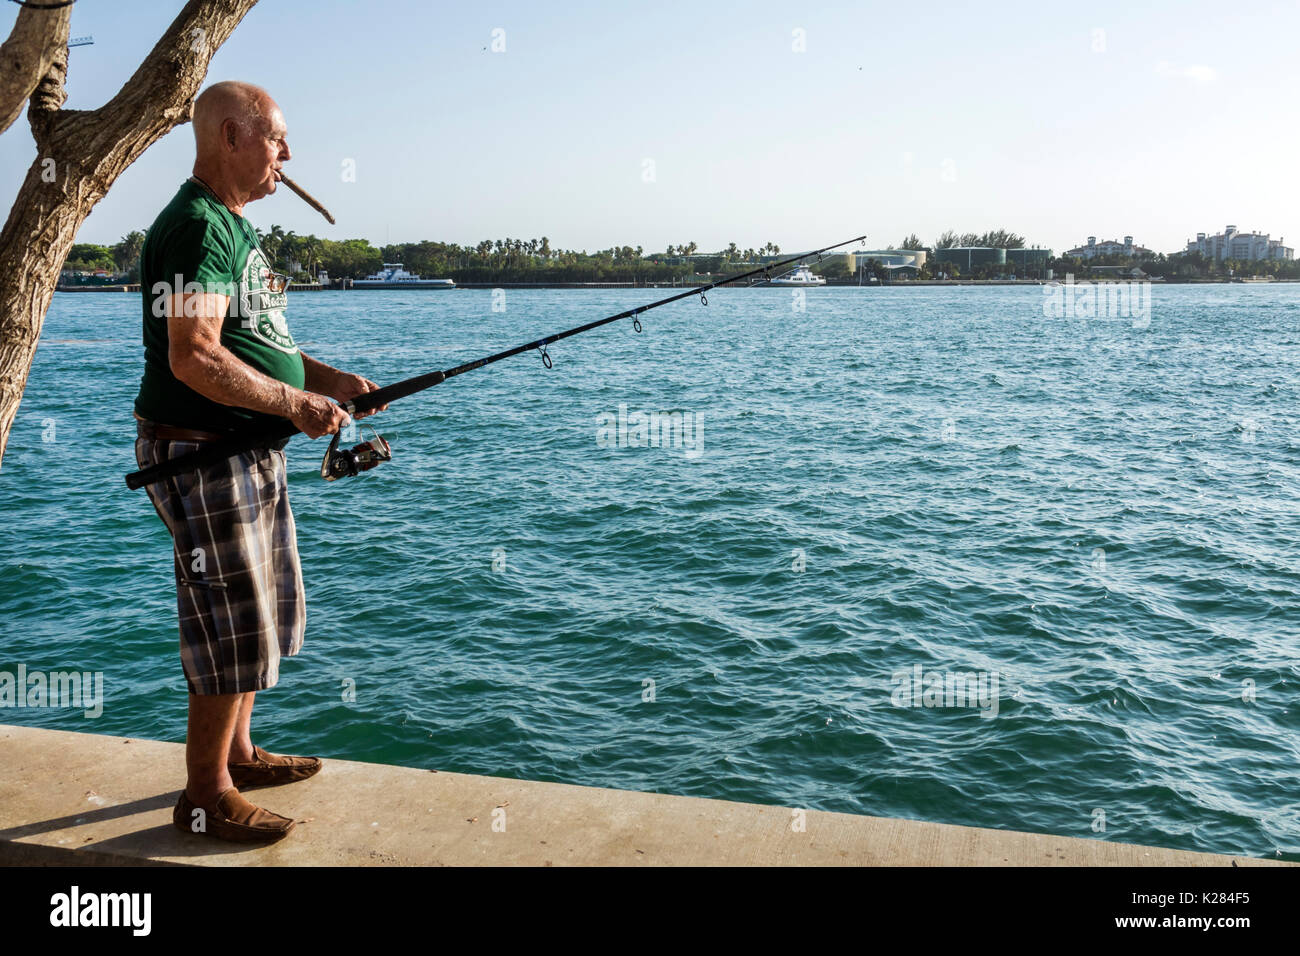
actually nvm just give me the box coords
[0,0,260,466]
[0,1,71,136]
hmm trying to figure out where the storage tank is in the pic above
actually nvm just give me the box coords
[967,247,1006,268]
[1005,248,1052,269]
[933,247,1006,271]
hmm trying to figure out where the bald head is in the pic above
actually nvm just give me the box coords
[193,81,274,152]
[191,81,290,210]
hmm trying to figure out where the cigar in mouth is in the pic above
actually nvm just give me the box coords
[276,171,336,225]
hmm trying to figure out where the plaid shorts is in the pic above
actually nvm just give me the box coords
[135,435,305,695]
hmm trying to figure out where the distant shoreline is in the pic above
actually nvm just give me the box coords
[55,277,1299,294]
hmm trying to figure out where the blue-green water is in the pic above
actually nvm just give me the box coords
[2,285,1297,860]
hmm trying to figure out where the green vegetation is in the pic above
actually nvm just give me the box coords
[63,223,1300,286]
[932,229,1026,250]
[61,231,146,280]
[243,233,790,283]
[62,229,796,285]
[815,256,852,280]
[371,237,790,284]
[63,243,115,273]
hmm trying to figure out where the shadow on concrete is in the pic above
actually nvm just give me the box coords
[0,790,286,865]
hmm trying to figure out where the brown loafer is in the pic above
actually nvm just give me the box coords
[228,745,322,790]
[173,787,295,843]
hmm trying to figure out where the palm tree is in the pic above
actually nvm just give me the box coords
[262,224,286,266]
[280,230,299,271]
[299,236,322,276]
[113,230,146,274]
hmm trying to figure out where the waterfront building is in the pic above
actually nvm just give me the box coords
[1185,225,1293,262]
[1063,236,1153,260]
[848,249,927,274]
[931,246,1005,273]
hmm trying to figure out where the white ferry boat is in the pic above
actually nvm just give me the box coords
[353,263,455,288]
[768,265,826,286]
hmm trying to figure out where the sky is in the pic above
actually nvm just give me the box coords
[2,0,1298,256]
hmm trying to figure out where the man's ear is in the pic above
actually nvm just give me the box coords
[222,118,238,151]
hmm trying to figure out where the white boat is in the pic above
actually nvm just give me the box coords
[768,265,826,286]
[353,263,455,288]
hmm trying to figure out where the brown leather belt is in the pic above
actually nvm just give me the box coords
[135,417,229,443]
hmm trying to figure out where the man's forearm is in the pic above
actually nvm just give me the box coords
[300,352,342,395]
[173,342,301,420]
[301,351,384,419]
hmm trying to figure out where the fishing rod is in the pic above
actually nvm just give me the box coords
[125,234,866,490]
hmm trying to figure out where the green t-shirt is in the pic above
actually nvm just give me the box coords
[134,179,305,432]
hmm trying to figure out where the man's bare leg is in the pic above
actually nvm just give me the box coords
[228,691,256,764]
[185,691,243,805]
[223,690,322,785]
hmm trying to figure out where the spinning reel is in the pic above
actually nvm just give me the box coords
[320,425,392,481]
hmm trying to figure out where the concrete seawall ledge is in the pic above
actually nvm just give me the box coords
[0,724,1285,867]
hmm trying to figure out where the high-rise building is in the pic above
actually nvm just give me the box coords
[1186,225,1293,262]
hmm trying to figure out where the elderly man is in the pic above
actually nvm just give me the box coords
[134,81,383,842]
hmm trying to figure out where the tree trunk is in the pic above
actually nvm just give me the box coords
[0,0,259,469]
